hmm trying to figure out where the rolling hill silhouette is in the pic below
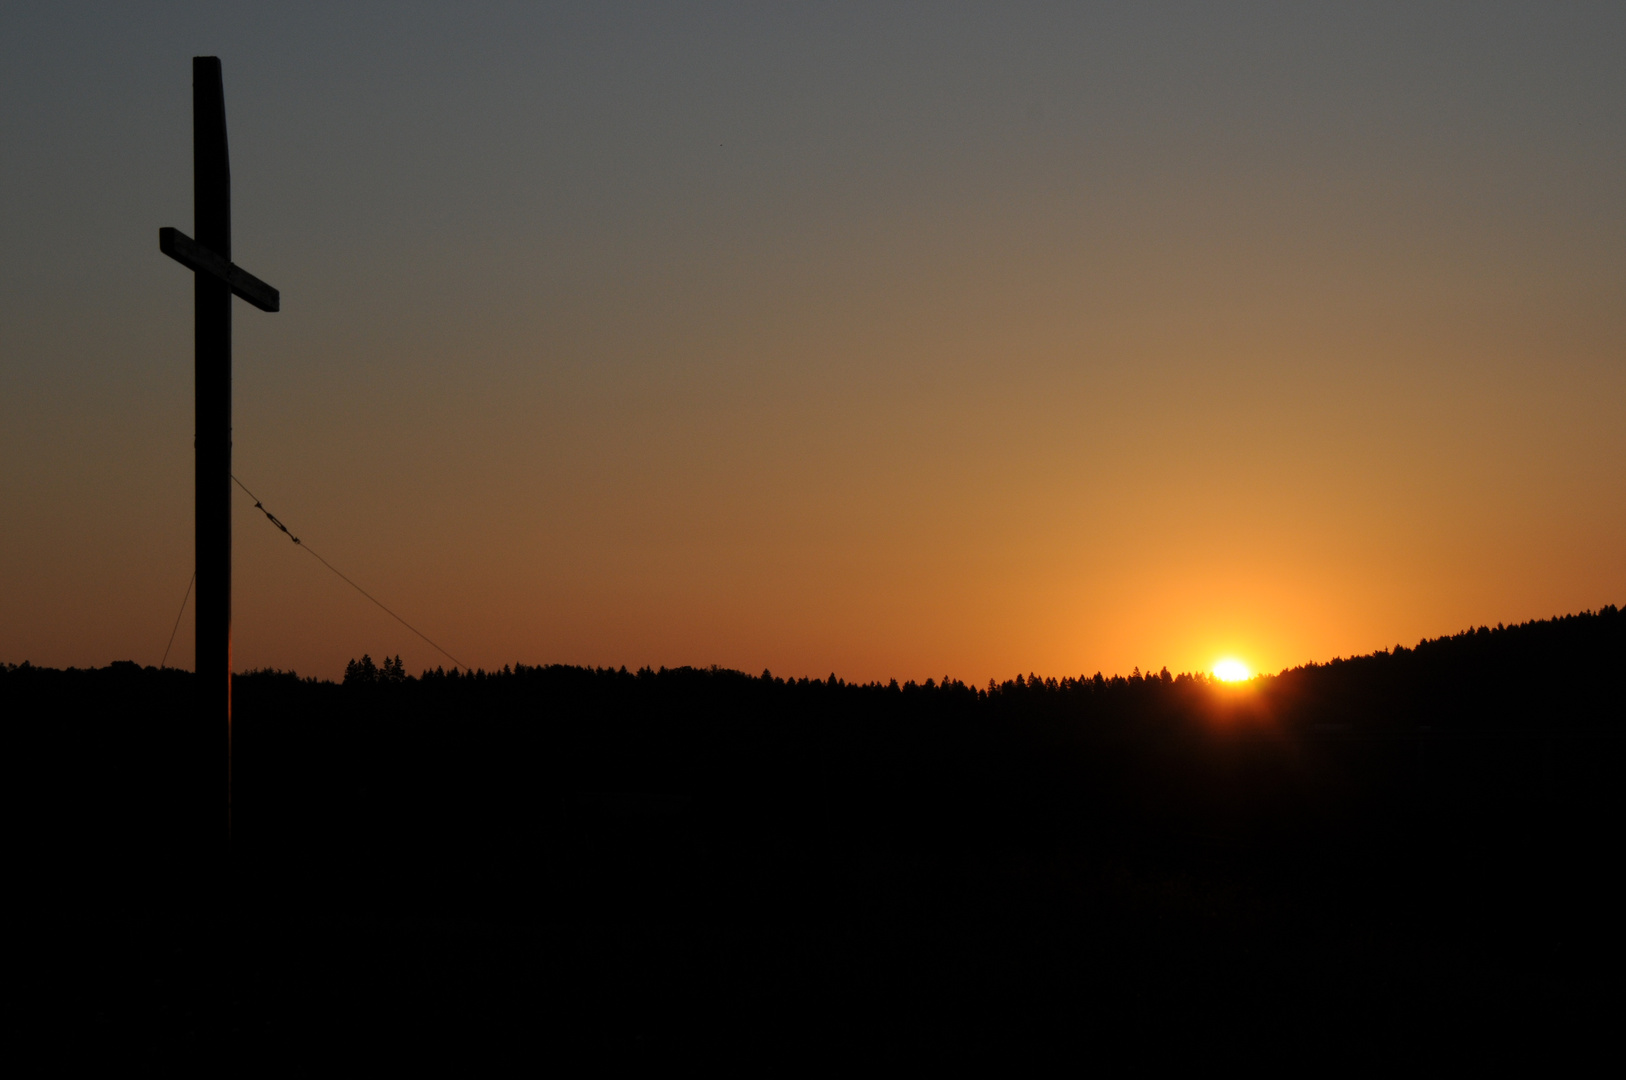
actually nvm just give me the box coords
[17,606,1624,1064]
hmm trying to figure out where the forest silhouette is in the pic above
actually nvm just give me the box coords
[19,606,1625,1063]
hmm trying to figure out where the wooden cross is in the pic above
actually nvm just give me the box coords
[160,57,279,843]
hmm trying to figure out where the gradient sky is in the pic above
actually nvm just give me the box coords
[3,2,1623,683]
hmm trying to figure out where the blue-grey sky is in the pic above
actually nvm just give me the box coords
[3,2,1623,680]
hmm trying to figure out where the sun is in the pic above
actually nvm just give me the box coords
[1212,658,1251,682]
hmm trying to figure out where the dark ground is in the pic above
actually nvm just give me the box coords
[20,608,1626,1066]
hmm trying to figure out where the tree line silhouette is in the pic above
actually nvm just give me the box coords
[16,605,1623,1063]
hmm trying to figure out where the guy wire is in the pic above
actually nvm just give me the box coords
[159,570,195,669]
[232,474,469,672]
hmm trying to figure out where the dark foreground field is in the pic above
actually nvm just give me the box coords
[18,608,1626,1064]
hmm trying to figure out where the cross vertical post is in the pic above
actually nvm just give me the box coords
[194,56,233,843]
[161,56,279,848]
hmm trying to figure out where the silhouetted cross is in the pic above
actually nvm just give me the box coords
[159,57,279,844]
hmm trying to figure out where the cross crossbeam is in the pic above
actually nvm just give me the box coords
[160,227,279,312]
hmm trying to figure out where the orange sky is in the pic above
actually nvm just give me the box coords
[3,5,1623,683]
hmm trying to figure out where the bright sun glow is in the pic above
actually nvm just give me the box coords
[1212,659,1251,682]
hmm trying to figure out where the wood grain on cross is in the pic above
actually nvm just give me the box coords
[160,57,279,843]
